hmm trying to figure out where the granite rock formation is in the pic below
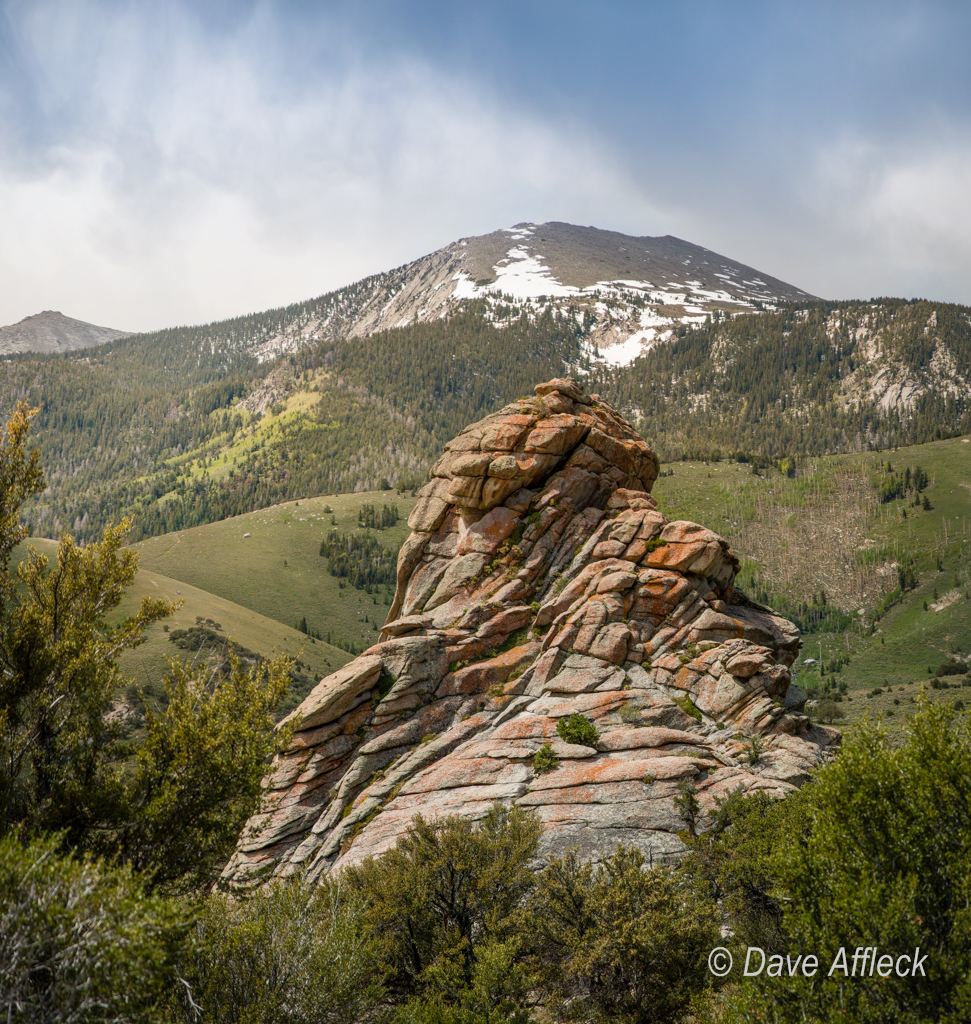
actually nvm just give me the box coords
[223,379,839,885]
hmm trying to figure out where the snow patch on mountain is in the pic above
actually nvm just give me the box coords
[236,221,817,366]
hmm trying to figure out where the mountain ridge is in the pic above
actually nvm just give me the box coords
[239,220,819,365]
[13,221,808,369]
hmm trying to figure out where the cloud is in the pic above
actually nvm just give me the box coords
[790,134,971,300]
[2,0,969,333]
[0,2,664,331]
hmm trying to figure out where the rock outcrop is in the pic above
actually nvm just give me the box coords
[223,379,839,885]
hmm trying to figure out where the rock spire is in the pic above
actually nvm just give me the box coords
[223,379,837,885]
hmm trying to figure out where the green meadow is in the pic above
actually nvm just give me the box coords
[652,433,971,696]
[17,537,352,719]
[134,489,418,655]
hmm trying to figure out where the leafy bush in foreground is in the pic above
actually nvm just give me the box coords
[688,700,971,1023]
[0,403,293,894]
[344,804,541,1003]
[164,874,383,1024]
[0,832,183,1024]
[522,846,719,1024]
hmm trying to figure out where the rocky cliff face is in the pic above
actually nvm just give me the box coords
[223,379,838,885]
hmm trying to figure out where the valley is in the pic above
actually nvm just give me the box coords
[126,433,970,725]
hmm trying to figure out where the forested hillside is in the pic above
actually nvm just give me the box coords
[599,299,971,459]
[1,296,968,545]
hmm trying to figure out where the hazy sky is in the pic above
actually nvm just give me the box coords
[1,0,970,331]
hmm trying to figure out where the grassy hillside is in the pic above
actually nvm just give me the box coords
[134,490,418,655]
[130,433,969,700]
[823,676,970,739]
[16,537,351,720]
[652,432,971,697]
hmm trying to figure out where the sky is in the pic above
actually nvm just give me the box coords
[1,0,970,331]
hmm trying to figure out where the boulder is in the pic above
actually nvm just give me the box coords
[223,378,839,888]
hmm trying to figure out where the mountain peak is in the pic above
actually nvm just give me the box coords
[243,220,819,366]
[0,310,130,357]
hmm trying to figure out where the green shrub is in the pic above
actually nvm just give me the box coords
[813,698,845,723]
[0,832,184,1024]
[165,874,382,1024]
[674,780,702,835]
[103,650,293,893]
[691,701,971,1022]
[522,846,718,1024]
[390,938,532,1024]
[672,693,703,722]
[343,804,541,1000]
[532,743,558,774]
[0,402,293,893]
[619,703,645,726]
[556,713,600,747]
[740,731,767,765]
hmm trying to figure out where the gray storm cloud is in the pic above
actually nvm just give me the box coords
[1,1,969,330]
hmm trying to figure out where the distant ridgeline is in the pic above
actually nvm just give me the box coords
[599,299,971,461]
[0,297,968,544]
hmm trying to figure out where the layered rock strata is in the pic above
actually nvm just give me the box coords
[224,379,838,885]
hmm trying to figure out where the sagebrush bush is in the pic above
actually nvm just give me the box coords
[343,804,541,1000]
[165,874,382,1024]
[0,832,183,1024]
[522,846,718,1024]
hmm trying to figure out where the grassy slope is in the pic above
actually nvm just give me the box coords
[825,676,971,739]
[159,386,322,489]
[17,537,351,718]
[134,490,418,654]
[652,434,971,698]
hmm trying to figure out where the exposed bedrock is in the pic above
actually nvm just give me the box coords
[223,379,839,885]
